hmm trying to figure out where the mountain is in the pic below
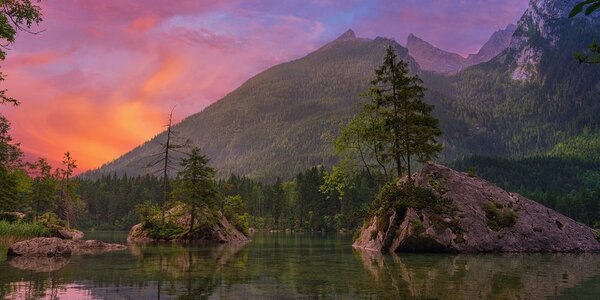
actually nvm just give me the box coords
[426,0,600,156]
[406,34,469,74]
[85,30,435,181]
[467,24,517,64]
[87,0,600,181]
[407,24,516,74]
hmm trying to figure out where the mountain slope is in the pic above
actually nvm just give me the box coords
[425,0,600,156]
[407,24,516,74]
[406,34,469,73]
[467,24,517,64]
[86,30,432,180]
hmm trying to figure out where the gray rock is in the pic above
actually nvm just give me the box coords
[56,228,84,240]
[353,163,600,253]
[7,237,126,257]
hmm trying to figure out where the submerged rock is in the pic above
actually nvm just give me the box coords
[353,163,600,253]
[7,237,126,257]
[128,205,249,244]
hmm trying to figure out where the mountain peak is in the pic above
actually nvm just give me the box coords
[336,29,356,40]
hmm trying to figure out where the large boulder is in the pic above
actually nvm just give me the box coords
[128,206,250,244]
[7,237,71,257]
[7,237,126,257]
[353,163,600,253]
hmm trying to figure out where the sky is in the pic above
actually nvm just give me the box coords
[0,0,529,172]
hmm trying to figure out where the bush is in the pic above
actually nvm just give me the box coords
[37,212,66,228]
[484,201,518,231]
[143,219,185,240]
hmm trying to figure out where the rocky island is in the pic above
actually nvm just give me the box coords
[353,163,600,253]
[128,205,249,244]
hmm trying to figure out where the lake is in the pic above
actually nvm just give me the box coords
[1,232,600,299]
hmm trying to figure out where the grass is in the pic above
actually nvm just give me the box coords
[0,220,52,246]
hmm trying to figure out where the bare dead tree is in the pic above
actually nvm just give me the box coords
[145,106,191,223]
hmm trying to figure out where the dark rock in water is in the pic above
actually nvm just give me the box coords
[8,256,70,272]
[7,237,126,257]
[353,163,600,253]
[128,205,250,244]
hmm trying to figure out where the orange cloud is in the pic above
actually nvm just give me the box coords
[130,16,157,32]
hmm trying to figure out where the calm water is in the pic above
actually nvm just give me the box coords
[1,232,600,299]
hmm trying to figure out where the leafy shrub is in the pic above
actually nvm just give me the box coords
[223,195,250,235]
[484,201,518,231]
[143,219,185,240]
[38,212,66,228]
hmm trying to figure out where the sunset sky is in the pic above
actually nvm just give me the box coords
[0,0,528,172]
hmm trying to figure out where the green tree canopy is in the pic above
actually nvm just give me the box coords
[173,147,219,232]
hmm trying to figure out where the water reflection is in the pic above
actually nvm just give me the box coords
[8,256,70,273]
[0,233,599,299]
[354,249,600,299]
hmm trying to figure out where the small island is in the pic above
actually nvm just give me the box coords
[353,163,600,253]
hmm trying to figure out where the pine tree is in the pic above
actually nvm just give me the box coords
[173,147,218,232]
[337,45,442,185]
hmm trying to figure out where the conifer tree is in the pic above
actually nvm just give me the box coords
[173,147,218,232]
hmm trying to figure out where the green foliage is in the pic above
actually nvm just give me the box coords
[0,0,43,105]
[570,0,600,17]
[143,219,185,241]
[336,45,442,183]
[483,201,518,231]
[223,195,249,235]
[548,132,600,162]
[172,147,219,232]
[37,212,66,228]
[78,174,164,230]
[0,220,51,238]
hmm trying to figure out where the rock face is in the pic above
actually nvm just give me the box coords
[7,237,126,257]
[55,228,84,240]
[467,24,517,64]
[406,34,469,74]
[508,0,599,80]
[406,25,515,74]
[128,206,249,244]
[353,163,600,253]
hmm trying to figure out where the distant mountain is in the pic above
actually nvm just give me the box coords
[86,0,600,181]
[407,24,516,74]
[467,24,517,64]
[406,34,469,73]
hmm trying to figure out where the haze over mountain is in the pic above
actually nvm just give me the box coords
[86,0,600,181]
[407,24,516,74]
